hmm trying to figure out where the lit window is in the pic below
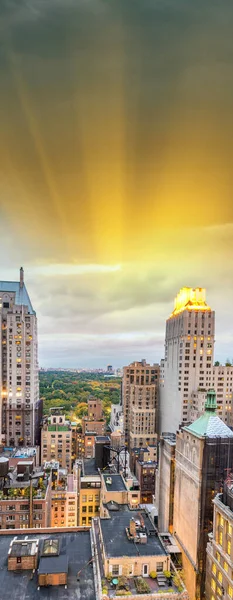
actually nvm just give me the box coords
[217,572,222,584]
[223,561,228,573]
[212,564,216,575]
[227,523,232,536]
[228,586,233,598]
[219,531,223,546]
[211,579,216,592]
[227,540,231,555]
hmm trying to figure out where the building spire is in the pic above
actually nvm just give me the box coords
[205,389,217,412]
[20,266,24,288]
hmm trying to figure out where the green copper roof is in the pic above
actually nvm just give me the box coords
[184,389,233,438]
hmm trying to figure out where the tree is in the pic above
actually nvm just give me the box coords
[75,403,88,418]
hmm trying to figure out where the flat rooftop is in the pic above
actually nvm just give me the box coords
[103,474,127,492]
[0,531,95,600]
[83,458,99,476]
[100,506,166,558]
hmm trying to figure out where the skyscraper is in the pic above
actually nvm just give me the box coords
[0,268,39,446]
[173,390,233,600]
[159,287,215,433]
[122,359,159,450]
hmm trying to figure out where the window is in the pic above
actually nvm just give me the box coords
[212,564,216,575]
[223,561,228,573]
[219,531,223,546]
[217,571,222,583]
[227,540,231,555]
[112,565,119,576]
[211,579,216,592]
[227,523,232,536]
[17,557,21,564]
[82,506,87,513]
[228,586,233,598]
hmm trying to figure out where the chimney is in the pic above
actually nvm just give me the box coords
[20,267,24,288]
[129,518,136,537]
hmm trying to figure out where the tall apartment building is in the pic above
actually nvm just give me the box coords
[41,411,72,472]
[0,268,39,446]
[122,360,159,450]
[160,287,215,433]
[206,479,233,600]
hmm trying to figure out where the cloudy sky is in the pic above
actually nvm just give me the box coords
[0,0,233,367]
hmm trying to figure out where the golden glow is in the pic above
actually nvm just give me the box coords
[170,287,211,317]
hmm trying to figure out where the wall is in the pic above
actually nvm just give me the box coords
[104,553,169,579]
[173,430,204,600]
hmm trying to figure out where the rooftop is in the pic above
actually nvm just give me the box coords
[100,506,167,558]
[185,389,233,438]
[103,474,127,492]
[0,279,34,314]
[83,458,99,476]
[170,286,211,318]
[0,531,95,600]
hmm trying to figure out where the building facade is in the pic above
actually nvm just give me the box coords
[0,268,39,446]
[82,397,106,436]
[122,360,159,449]
[41,412,72,472]
[159,287,233,435]
[51,472,77,528]
[173,390,233,600]
[160,287,215,434]
[157,434,176,533]
[206,479,233,600]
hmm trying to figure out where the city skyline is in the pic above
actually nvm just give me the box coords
[1,0,233,366]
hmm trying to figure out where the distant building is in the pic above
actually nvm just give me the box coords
[41,411,72,472]
[206,478,233,600]
[122,360,159,450]
[82,397,106,437]
[50,469,77,528]
[135,461,156,504]
[110,403,124,432]
[107,365,113,373]
[73,458,101,526]
[173,390,233,600]
[0,267,39,446]
[0,459,51,529]
[100,473,140,515]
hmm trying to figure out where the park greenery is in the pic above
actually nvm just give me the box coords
[39,371,121,424]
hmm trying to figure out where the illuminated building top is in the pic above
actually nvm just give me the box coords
[170,287,211,317]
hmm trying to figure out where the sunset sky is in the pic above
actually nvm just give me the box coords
[0,0,233,367]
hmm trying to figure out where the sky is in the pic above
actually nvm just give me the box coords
[0,0,233,368]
